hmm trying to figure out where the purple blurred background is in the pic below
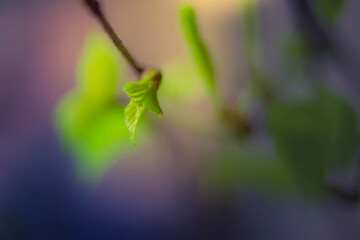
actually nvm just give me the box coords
[1,0,360,239]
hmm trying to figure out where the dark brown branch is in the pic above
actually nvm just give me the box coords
[82,0,144,77]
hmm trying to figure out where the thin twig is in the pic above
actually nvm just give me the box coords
[82,0,144,77]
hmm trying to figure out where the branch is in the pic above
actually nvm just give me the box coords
[81,0,144,77]
[327,184,360,205]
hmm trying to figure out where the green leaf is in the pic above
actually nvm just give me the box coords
[77,34,121,108]
[124,70,163,146]
[267,88,358,195]
[179,5,217,100]
[160,60,206,104]
[55,94,135,181]
[314,0,345,25]
[124,101,144,146]
[74,106,132,180]
[54,33,137,181]
[206,146,296,196]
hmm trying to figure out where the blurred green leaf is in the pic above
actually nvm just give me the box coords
[314,0,345,25]
[55,34,137,181]
[205,146,296,196]
[179,5,217,101]
[77,34,120,108]
[267,88,358,195]
[124,70,163,146]
[160,60,207,104]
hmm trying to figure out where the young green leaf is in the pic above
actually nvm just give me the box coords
[179,5,217,100]
[124,101,144,146]
[124,70,163,146]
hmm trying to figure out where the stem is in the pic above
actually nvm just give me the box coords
[82,0,144,77]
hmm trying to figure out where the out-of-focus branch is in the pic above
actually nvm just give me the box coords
[289,0,360,91]
[289,0,333,53]
[327,184,360,205]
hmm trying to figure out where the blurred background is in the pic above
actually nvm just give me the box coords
[1,0,360,239]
